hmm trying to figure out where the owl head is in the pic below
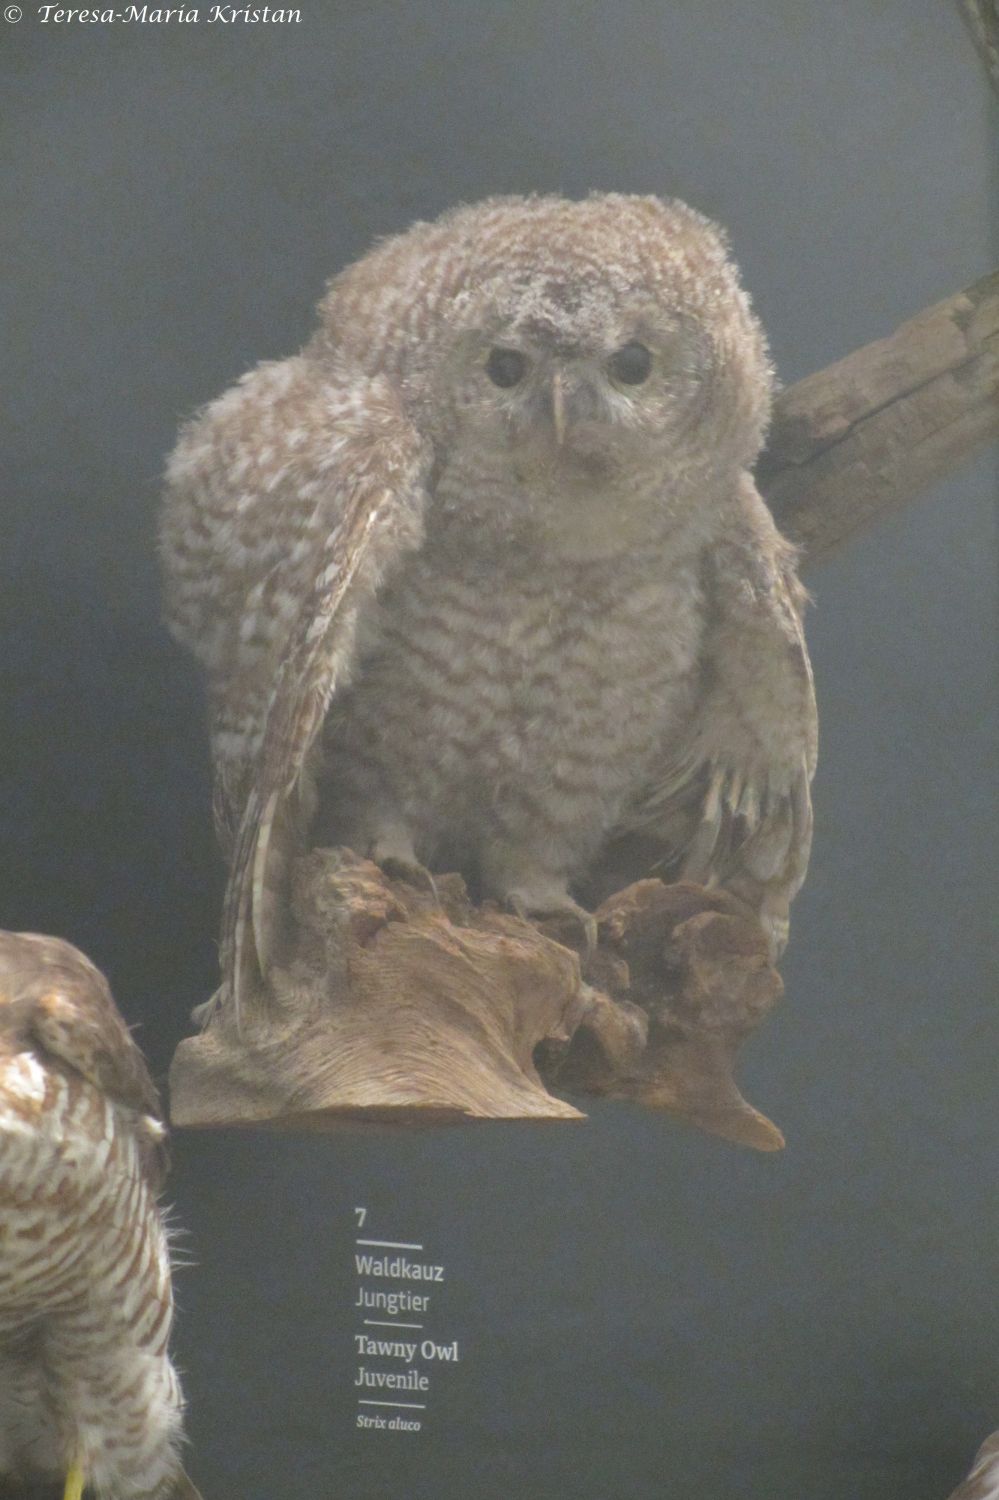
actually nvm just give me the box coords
[318,194,772,482]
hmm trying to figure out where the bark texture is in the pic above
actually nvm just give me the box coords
[170,852,784,1150]
[760,270,999,565]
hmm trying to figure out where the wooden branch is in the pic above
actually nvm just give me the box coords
[169,272,999,1146]
[170,852,784,1150]
[958,0,999,89]
[759,269,999,564]
[172,852,586,1126]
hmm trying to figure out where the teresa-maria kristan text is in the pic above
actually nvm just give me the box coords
[37,6,302,22]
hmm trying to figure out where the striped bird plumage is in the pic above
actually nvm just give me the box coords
[0,933,201,1500]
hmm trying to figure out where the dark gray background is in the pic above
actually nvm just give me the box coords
[2,3,996,1496]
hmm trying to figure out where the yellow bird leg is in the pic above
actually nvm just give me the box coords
[64,1459,85,1500]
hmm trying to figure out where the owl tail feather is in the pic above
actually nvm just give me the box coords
[250,789,283,982]
[226,781,302,1027]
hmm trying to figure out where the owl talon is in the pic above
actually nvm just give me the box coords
[506,891,598,957]
[577,909,599,958]
[379,855,441,906]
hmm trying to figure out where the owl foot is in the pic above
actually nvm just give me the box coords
[506,889,598,957]
[63,1461,84,1500]
[378,855,441,906]
[365,827,442,905]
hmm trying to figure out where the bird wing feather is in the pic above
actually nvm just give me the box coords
[622,478,816,935]
[0,931,167,1185]
[213,377,432,1014]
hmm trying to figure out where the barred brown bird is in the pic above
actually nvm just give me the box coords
[0,933,202,1500]
[160,193,816,1012]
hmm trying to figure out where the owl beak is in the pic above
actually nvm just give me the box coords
[550,370,567,448]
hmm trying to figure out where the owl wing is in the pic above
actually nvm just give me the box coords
[164,363,434,1013]
[626,477,817,953]
[0,931,167,1184]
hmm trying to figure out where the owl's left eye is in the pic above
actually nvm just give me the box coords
[486,348,528,388]
[608,341,653,385]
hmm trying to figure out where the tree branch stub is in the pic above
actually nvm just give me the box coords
[760,269,999,565]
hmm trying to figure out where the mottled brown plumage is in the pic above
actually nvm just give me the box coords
[0,934,201,1499]
[160,193,816,1011]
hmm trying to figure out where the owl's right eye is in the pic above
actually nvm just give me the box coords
[485,348,528,388]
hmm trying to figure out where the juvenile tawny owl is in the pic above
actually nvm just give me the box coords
[0,933,202,1500]
[160,193,816,1009]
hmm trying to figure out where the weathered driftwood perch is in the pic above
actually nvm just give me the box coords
[539,879,784,1150]
[173,852,586,1126]
[171,851,785,1149]
[170,271,999,1144]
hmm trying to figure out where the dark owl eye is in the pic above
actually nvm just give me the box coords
[485,347,528,388]
[608,341,652,385]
